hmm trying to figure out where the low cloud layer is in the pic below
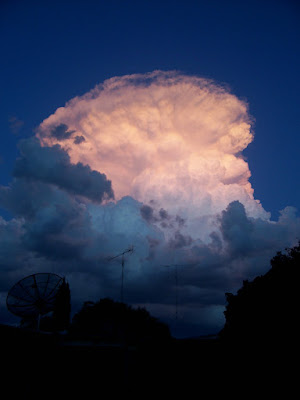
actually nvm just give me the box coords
[0,72,299,337]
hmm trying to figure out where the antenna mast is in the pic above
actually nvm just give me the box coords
[164,264,180,320]
[108,245,134,303]
[163,263,196,320]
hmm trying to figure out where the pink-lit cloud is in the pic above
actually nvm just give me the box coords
[37,71,269,243]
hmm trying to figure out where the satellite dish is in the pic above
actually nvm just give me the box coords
[6,273,64,320]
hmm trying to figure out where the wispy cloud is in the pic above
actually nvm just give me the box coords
[8,115,24,135]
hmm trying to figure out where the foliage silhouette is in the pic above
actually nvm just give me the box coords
[40,278,71,332]
[219,242,300,342]
[70,298,171,344]
[52,278,71,331]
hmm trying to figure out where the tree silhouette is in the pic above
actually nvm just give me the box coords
[70,298,171,344]
[52,278,71,331]
[219,242,300,343]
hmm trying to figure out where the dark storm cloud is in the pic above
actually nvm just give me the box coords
[219,201,253,256]
[22,197,91,260]
[175,215,185,227]
[13,138,114,202]
[159,208,170,220]
[1,195,300,334]
[140,204,156,222]
[141,204,184,231]
[50,123,75,141]
[0,180,59,218]
[219,201,297,257]
[0,217,24,281]
[0,180,96,272]
[169,231,193,249]
[74,135,86,144]
[1,137,300,336]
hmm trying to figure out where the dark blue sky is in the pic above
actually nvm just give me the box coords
[1,0,300,337]
[1,0,299,219]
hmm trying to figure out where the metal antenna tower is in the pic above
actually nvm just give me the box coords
[108,245,134,303]
[163,263,196,321]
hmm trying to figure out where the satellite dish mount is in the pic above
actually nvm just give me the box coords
[6,273,64,330]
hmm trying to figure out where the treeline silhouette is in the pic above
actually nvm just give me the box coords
[69,298,171,344]
[37,241,300,345]
[2,243,299,397]
[219,242,299,343]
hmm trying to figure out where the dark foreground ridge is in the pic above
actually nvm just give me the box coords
[0,323,297,398]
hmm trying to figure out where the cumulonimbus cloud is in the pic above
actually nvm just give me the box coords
[1,71,299,337]
[37,71,269,237]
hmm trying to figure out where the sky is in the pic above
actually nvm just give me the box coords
[0,0,300,337]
